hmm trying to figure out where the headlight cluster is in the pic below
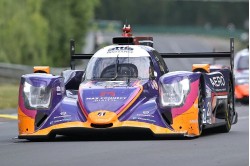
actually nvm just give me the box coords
[23,82,52,109]
[160,78,190,107]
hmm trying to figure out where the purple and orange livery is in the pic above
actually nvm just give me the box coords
[18,25,238,140]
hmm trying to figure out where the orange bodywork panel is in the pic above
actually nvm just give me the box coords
[88,111,118,124]
[192,64,210,73]
[33,66,50,74]
[18,98,200,137]
[172,97,200,136]
[18,107,35,134]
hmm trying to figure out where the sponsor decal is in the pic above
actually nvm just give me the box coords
[135,117,156,123]
[206,102,212,124]
[57,86,61,95]
[56,86,65,95]
[151,80,158,90]
[50,112,72,125]
[206,88,211,98]
[100,91,115,97]
[190,119,198,123]
[86,96,127,102]
[202,108,206,124]
[54,112,71,119]
[56,86,61,91]
[209,75,225,87]
[97,112,106,117]
[136,110,155,118]
[107,46,134,53]
[193,103,198,109]
[60,111,67,116]
[96,81,127,87]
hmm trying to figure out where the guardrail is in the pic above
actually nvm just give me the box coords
[0,62,67,81]
[0,63,32,79]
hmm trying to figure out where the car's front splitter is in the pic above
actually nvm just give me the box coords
[18,120,187,139]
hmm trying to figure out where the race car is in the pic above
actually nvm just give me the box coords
[18,25,238,140]
[234,48,249,103]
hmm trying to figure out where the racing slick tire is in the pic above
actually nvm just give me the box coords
[217,80,233,133]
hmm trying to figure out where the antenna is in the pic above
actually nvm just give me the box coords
[124,23,132,85]
[70,39,75,70]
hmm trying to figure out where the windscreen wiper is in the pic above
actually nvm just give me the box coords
[111,54,119,81]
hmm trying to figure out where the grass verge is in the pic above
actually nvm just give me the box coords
[0,83,19,110]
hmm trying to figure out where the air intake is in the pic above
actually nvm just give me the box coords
[91,123,113,128]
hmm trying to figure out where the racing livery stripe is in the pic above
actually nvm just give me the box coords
[117,82,143,117]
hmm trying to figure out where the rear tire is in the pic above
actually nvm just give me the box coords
[217,80,233,133]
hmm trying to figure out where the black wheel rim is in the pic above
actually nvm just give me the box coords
[227,81,233,128]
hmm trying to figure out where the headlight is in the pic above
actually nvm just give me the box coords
[23,82,52,109]
[160,78,190,107]
[235,78,249,85]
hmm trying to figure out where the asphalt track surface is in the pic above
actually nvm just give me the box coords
[0,35,249,166]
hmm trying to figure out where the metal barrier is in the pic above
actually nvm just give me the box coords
[0,62,67,81]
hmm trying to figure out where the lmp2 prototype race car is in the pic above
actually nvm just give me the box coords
[18,25,238,140]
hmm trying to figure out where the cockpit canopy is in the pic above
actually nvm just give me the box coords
[85,56,151,80]
[85,45,152,81]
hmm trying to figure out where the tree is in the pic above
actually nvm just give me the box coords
[0,0,99,66]
[0,0,48,65]
[95,0,248,29]
[41,0,99,66]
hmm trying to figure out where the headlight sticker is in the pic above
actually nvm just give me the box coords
[160,78,190,107]
[23,81,52,110]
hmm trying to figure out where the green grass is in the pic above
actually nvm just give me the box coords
[0,84,19,109]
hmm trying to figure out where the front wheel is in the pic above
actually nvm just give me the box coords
[197,84,204,136]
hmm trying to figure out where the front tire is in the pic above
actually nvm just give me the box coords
[197,84,204,136]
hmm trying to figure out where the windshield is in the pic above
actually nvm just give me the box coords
[85,56,151,80]
[238,56,249,70]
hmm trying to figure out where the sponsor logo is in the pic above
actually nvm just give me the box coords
[206,88,211,97]
[135,117,156,123]
[151,80,158,90]
[86,96,127,102]
[97,112,106,117]
[60,111,67,116]
[100,91,115,97]
[51,111,72,124]
[56,86,65,95]
[56,86,61,91]
[190,120,198,123]
[137,111,154,118]
[209,75,225,87]
[107,46,134,53]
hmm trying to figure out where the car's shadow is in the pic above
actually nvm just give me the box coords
[15,131,196,143]
[14,128,231,143]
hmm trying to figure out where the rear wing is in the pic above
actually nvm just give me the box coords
[70,38,234,71]
[160,38,234,72]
